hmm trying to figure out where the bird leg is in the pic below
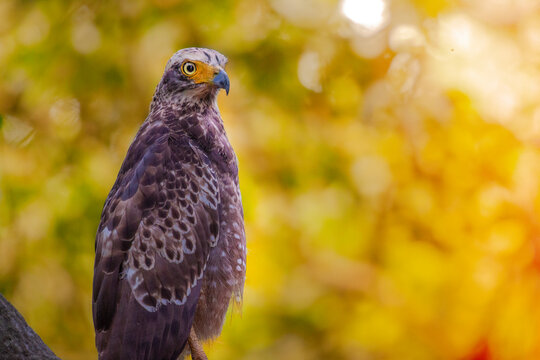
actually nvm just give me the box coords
[188,327,208,360]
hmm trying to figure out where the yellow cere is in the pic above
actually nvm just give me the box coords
[181,60,218,84]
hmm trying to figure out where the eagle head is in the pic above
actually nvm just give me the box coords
[156,47,230,101]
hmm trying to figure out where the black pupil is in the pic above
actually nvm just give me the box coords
[186,64,194,73]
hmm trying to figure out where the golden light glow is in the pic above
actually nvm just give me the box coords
[341,0,388,35]
[428,13,540,137]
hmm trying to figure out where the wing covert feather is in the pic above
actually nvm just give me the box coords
[93,126,220,360]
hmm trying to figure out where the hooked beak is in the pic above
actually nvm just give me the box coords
[212,69,230,95]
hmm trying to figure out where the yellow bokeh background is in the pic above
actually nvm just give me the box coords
[2,0,540,359]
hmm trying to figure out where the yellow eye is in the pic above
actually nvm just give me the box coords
[182,61,197,76]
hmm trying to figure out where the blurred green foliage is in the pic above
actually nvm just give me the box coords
[3,0,540,359]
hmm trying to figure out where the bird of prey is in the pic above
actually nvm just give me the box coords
[92,47,246,360]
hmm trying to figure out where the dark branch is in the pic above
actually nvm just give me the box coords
[0,293,61,360]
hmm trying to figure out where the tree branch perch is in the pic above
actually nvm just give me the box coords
[0,293,61,360]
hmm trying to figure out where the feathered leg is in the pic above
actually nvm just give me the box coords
[188,327,208,360]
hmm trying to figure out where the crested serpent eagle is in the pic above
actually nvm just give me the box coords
[92,48,246,360]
